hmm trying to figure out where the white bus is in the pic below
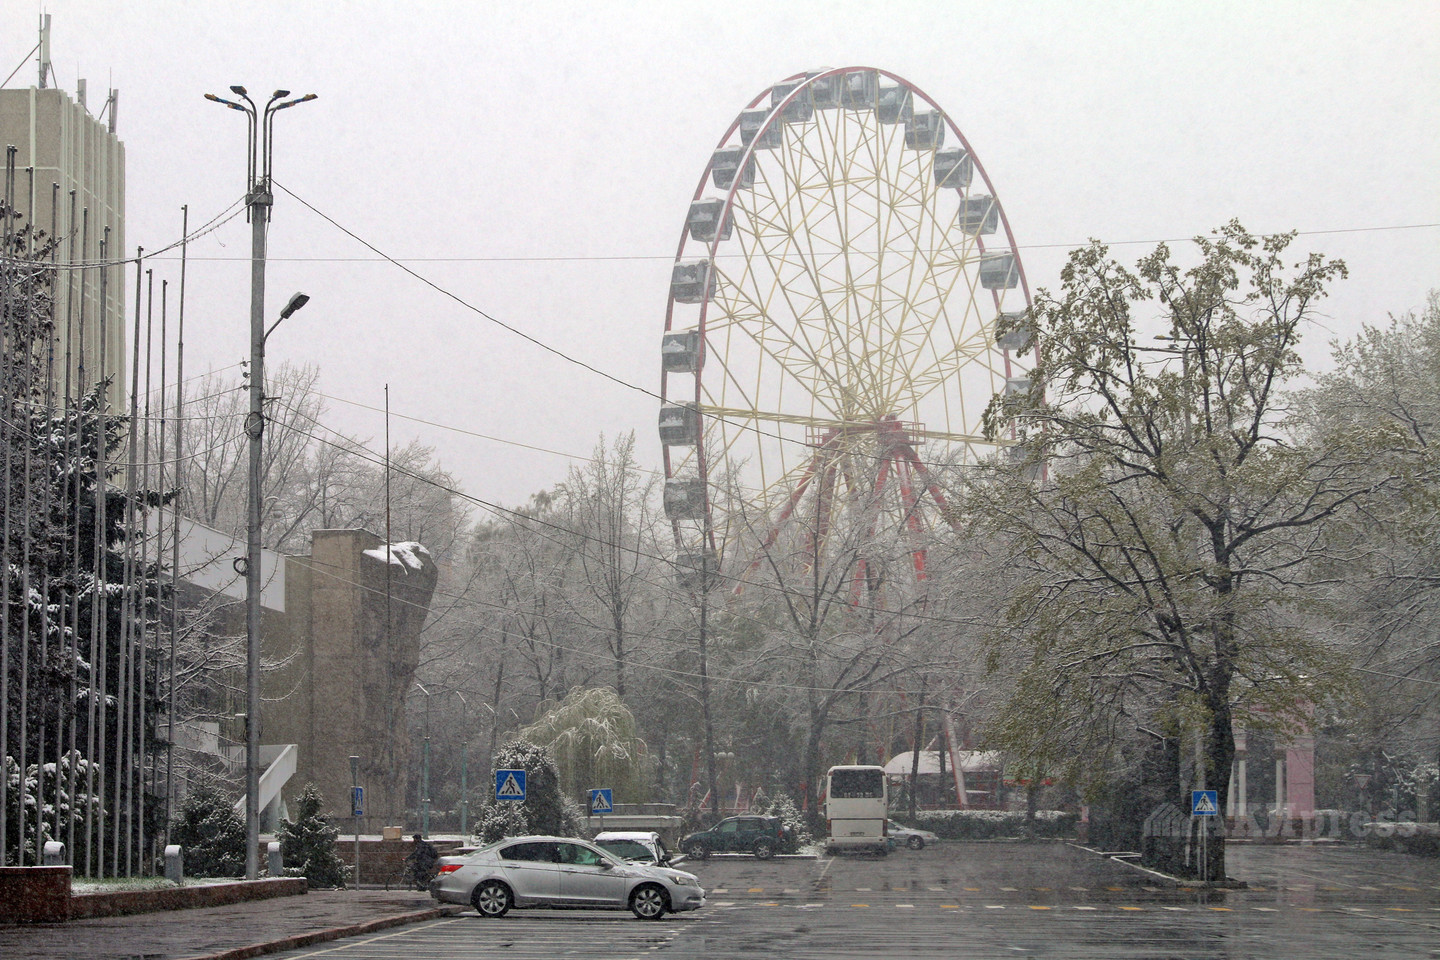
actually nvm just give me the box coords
[823,764,889,855]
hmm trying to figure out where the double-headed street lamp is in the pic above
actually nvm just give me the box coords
[206,84,316,881]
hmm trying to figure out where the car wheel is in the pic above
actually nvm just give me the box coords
[907,835,924,850]
[685,841,709,860]
[629,883,668,920]
[752,839,775,860]
[471,879,512,918]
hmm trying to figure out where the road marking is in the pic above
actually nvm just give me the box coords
[897,904,915,909]
[761,902,778,906]
[286,918,465,957]
[1119,906,1144,911]
[1394,886,1420,892]
[1028,905,1051,910]
[940,905,959,909]
[1105,886,1125,892]
[1162,906,1187,911]
[985,905,1005,909]
[712,888,728,893]
[783,889,799,894]
[712,901,735,906]
[1208,907,1232,911]
[1253,907,1278,912]
[1073,906,1098,911]
[1387,907,1414,912]
[851,903,870,908]
[1000,886,1018,892]
[747,887,763,893]
[1033,886,1051,892]
[855,887,872,891]
[928,886,945,891]
[964,887,981,891]
[1068,886,1088,891]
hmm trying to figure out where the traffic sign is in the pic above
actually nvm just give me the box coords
[589,788,613,815]
[496,769,527,801]
[1191,789,1219,816]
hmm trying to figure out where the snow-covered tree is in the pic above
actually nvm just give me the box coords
[974,223,1377,879]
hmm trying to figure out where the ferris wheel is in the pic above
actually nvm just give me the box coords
[659,67,1033,603]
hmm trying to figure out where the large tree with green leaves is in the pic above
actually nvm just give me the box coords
[974,222,1378,878]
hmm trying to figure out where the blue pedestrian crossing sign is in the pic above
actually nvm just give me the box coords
[496,769,526,801]
[1191,789,1219,816]
[589,788,614,815]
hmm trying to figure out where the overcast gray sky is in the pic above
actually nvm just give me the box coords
[4,1,1437,512]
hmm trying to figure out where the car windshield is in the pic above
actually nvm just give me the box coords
[597,839,652,860]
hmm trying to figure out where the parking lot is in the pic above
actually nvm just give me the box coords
[266,842,1440,959]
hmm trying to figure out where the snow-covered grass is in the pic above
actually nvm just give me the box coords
[71,876,246,894]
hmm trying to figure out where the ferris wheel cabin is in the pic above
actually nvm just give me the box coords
[671,260,715,303]
[980,252,1020,290]
[934,148,974,190]
[661,329,701,373]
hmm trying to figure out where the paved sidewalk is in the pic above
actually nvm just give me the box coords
[0,889,462,960]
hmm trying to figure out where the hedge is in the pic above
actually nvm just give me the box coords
[907,809,1079,841]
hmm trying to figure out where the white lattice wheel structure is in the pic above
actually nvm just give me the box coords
[659,67,1033,603]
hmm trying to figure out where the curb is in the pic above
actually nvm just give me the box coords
[181,904,467,960]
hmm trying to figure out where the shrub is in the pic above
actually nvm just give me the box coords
[169,780,245,878]
[474,739,580,843]
[754,793,812,848]
[910,809,1078,841]
[278,783,348,888]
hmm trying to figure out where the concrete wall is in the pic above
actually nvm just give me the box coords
[264,530,438,827]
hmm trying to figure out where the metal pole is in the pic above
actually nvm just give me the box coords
[166,206,187,842]
[86,226,110,877]
[66,205,91,862]
[422,689,431,837]
[0,146,16,868]
[244,170,270,881]
[350,755,360,890]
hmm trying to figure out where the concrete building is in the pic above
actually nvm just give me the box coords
[265,531,439,826]
[161,513,439,827]
[0,83,126,409]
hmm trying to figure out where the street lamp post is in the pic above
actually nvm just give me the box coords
[206,85,316,879]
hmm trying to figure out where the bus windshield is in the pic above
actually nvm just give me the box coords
[829,767,885,799]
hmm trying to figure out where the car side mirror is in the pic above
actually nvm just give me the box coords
[599,859,614,870]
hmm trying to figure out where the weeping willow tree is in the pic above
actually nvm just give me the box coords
[519,687,651,806]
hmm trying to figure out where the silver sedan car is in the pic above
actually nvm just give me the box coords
[429,835,706,920]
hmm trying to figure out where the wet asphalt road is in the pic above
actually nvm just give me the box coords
[264,842,1440,959]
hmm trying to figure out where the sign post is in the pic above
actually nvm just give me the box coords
[350,756,362,891]
[1191,789,1219,884]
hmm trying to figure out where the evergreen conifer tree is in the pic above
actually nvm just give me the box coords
[278,783,348,887]
[168,780,245,878]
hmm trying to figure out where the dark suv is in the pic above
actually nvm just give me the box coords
[681,816,794,860]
